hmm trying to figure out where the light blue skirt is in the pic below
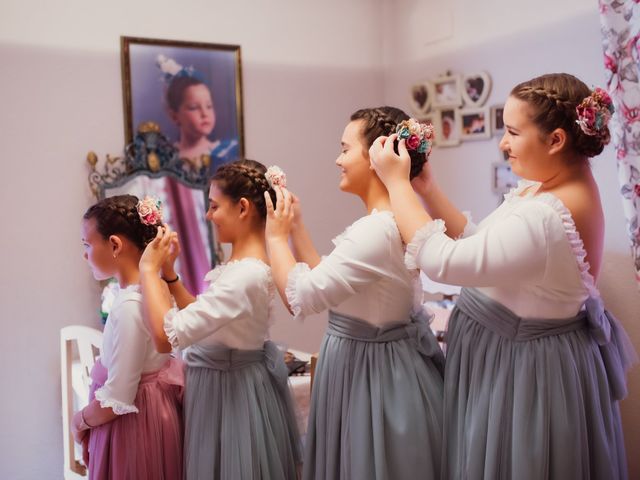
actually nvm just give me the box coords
[303,310,445,480]
[183,341,302,480]
[443,287,635,480]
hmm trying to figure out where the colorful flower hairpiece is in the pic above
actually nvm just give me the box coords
[395,119,435,156]
[156,54,205,84]
[136,196,163,226]
[265,165,287,190]
[575,87,614,138]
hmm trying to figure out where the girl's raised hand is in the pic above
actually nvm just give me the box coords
[410,160,435,197]
[161,231,181,279]
[140,224,174,274]
[265,186,295,241]
[369,133,411,187]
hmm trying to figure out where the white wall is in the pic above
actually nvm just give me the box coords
[0,1,383,478]
[383,1,640,477]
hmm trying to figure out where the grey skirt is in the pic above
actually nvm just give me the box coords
[303,310,445,480]
[444,287,636,480]
[183,341,302,480]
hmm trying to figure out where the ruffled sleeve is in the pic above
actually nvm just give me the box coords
[163,261,269,348]
[287,212,397,321]
[285,262,311,321]
[405,219,446,270]
[406,201,552,287]
[95,296,147,414]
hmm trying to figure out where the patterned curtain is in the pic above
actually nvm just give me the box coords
[599,0,640,286]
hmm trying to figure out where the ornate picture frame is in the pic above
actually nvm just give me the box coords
[121,36,244,175]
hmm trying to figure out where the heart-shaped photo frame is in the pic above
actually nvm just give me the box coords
[461,71,491,107]
[409,81,433,115]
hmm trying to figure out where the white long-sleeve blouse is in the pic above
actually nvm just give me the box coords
[406,180,596,319]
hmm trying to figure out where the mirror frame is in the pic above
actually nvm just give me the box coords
[86,121,219,267]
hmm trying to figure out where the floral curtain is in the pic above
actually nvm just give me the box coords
[599,0,640,286]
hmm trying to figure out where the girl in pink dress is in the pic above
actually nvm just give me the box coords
[72,194,184,480]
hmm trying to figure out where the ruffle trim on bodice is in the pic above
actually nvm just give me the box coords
[505,180,599,299]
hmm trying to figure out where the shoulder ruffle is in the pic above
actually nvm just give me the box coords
[404,219,446,270]
[531,193,599,299]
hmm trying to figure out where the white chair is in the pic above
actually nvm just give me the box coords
[60,325,103,479]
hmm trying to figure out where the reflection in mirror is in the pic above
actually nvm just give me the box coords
[87,122,217,295]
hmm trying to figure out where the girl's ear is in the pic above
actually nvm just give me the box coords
[548,128,567,155]
[238,197,251,220]
[109,235,124,258]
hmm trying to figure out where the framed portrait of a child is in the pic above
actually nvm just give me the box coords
[121,36,244,174]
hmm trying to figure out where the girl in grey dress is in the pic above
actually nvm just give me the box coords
[370,73,637,479]
[266,107,445,479]
[140,159,301,479]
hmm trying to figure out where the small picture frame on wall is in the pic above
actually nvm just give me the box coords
[491,104,505,135]
[435,108,461,147]
[432,74,462,109]
[409,81,433,115]
[460,107,491,140]
[492,161,520,193]
[461,71,491,107]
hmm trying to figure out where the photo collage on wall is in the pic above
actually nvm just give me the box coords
[409,71,519,194]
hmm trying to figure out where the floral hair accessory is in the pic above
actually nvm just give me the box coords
[156,54,204,84]
[575,87,614,138]
[265,165,287,189]
[136,196,163,226]
[395,118,435,156]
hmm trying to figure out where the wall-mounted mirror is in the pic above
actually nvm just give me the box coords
[87,121,218,295]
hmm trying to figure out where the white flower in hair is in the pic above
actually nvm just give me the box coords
[265,165,287,189]
[156,54,183,76]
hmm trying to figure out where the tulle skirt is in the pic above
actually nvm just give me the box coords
[183,341,302,480]
[443,287,634,480]
[303,310,445,480]
[87,357,184,480]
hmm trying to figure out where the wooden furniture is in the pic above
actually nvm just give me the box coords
[60,325,103,479]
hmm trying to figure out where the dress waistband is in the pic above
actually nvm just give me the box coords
[455,288,638,400]
[328,310,445,377]
[184,340,290,391]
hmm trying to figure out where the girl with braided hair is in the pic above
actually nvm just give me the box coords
[370,73,637,479]
[266,107,444,479]
[139,159,301,479]
[73,194,184,479]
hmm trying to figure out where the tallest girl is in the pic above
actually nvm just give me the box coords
[371,73,637,479]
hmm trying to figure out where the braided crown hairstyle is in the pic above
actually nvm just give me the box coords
[510,73,610,159]
[83,195,158,251]
[211,159,276,220]
[350,106,427,179]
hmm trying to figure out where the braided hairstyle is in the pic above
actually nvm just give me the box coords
[510,73,610,159]
[83,195,158,251]
[350,106,428,179]
[211,159,276,221]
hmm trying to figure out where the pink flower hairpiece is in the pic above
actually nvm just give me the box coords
[265,165,287,189]
[395,118,435,156]
[575,87,614,139]
[136,196,163,226]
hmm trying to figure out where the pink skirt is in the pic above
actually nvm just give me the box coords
[87,357,184,480]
